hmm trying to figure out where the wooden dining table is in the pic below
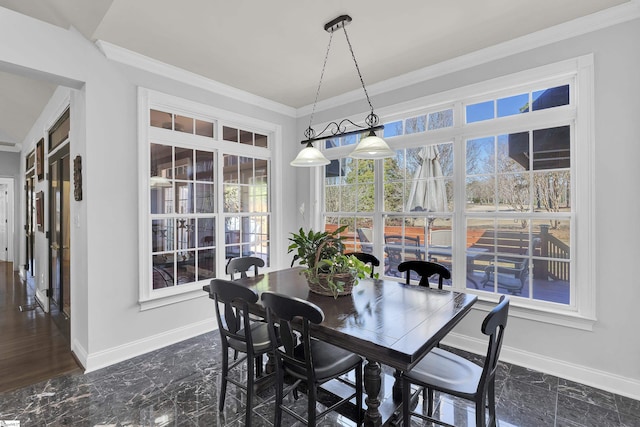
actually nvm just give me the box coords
[204,267,477,426]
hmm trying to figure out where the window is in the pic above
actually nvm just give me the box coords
[318,57,594,325]
[140,89,274,309]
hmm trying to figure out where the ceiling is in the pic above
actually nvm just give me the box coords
[0,0,630,150]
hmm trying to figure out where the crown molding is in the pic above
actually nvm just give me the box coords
[297,0,640,117]
[96,40,297,118]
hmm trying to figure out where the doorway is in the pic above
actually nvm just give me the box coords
[25,171,35,275]
[48,144,71,337]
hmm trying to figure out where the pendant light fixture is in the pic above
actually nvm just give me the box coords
[291,14,393,167]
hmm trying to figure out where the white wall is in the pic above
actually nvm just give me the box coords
[295,17,640,398]
[0,6,298,371]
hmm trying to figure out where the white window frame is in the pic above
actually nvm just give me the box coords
[315,55,595,329]
[138,88,279,310]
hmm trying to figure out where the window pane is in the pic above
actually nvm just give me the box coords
[195,119,214,138]
[174,147,193,180]
[501,132,530,172]
[175,115,193,134]
[255,133,268,147]
[466,176,494,211]
[223,126,238,142]
[223,155,239,182]
[224,184,240,213]
[176,250,196,284]
[533,125,570,170]
[532,85,569,111]
[405,115,426,134]
[466,137,495,175]
[152,219,173,252]
[240,130,253,145]
[150,110,172,129]
[497,93,529,117]
[497,173,531,211]
[383,120,403,138]
[427,109,453,130]
[197,217,215,248]
[255,159,268,184]
[196,248,216,280]
[195,183,214,213]
[175,182,193,214]
[176,218,196,250]
[195,151,214,182]
[466,100,494,123]
[325,186,340,212]
[533,170,570,213]
[341,185,356,212]
[152,255,174,289]
[239,157,253,185]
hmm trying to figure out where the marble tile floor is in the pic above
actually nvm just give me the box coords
[1,332,638,426]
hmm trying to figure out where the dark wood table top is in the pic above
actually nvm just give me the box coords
[204,267,477,372]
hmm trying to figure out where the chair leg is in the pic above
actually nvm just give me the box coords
[274,363,284,427]
[356,362,363,427]
[246,351,255,427]
[475,395,487,427]
[307,383,317,426]
[219,348,229,411]
[427,388,434,416]
[488,383,497,427]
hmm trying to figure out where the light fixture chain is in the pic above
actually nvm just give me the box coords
[308,30,334,133]
[342,25,374,114]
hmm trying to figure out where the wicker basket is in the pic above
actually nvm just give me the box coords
[308,272,355,297]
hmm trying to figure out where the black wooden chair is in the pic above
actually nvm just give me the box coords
[397,260,451,289]
[209,279,274,426]
[226,256,265,280]
[344,252,380,278]
[261,291,363,426]
[402,295,510,427]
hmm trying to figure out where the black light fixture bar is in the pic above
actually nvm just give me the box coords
[300,121,384,145]
[324,15,352,33]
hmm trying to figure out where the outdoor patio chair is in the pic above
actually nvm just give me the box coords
[480,238,540,295]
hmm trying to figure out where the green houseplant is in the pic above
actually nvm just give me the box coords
[288,226,375,298]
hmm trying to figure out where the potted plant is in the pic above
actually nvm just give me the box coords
[288,226,375,298]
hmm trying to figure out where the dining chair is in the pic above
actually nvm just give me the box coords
[261,291,363,426]
[402,295,510,427]
[398,260,451,289]
[208,278,275,426]
[226,256,265,280]
[344,252,380,277]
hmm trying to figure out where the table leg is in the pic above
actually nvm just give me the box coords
[364,358,382,426]
[392,369,403,401]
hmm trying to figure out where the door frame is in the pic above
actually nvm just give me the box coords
[0,177,15,264]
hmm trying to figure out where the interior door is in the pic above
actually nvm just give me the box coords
[49,146,71,319]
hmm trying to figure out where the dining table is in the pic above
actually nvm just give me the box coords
[203,267,477,426]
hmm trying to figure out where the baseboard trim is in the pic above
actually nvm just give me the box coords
[82,318,216,373]
[442,332,640,401]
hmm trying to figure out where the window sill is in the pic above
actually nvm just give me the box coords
[471,295,596,331]
[139,282,209,311]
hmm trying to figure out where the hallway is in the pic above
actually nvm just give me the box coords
[0,261,81,393]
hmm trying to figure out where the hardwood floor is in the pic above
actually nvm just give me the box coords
[0,261,81,393]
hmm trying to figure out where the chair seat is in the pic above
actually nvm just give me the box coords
[404,347,482,397]
[287,340,362,382]
[228,322,273,354]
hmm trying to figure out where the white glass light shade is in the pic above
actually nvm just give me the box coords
[349,132,394,159]
[290,145,330,167]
